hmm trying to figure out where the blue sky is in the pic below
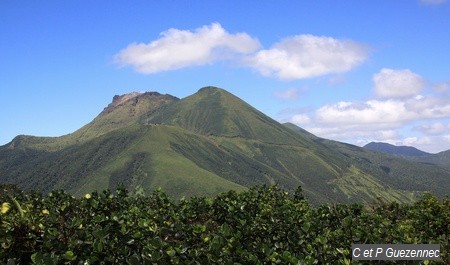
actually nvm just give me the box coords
[1,0,449,153]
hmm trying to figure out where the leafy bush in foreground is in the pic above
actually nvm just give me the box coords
[0,185,448,264]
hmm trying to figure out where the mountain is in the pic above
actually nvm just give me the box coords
[363,142,450,169]
[364,142,430,157]
[1,86,449,204]
[414,150,450,169]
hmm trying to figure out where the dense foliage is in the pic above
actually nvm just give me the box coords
[1,185,448,264]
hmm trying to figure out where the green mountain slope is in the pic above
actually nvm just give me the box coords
[146,87,306,145]
[296,132,450,200]
[1,86,449,204]
[0,124,246,198]
[415,150,450,168]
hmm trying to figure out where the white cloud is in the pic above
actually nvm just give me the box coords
[274,88,301,100]
[415,122,450,134]
[315,95,450,126]
[315,99,412,127]
[116,25,368,80]
[291,114,311,125]
[288,94,450,152]
[398,135,449,153]
[115,23,261,73]
[373,68,425,98]
[306,125,378,139]
[246,35,368,80]
[283,67,450,153]
[377,130,399,140]
[402,136,432,146]
[444,135,450,142]
[304,124,449,153]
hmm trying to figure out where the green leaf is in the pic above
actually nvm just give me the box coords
[302,222,311,232]
[166,248,176,257]
[62,250,76,261]
[127,253,141,265]
[31,252,43,264]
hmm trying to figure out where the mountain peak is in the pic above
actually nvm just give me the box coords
[112,92,144,104]
[69,91,178,142]
[102,91,170,115]
[144,86,300,144]
[197,86,223,93]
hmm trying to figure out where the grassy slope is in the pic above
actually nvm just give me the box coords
[409,150,450,169]
[144,87,354,203]
[147,87,304,144]
[332,139,450,195]
[329,166,418,203]
[1,124,246,198]
[1,86,448,204]
[73,124,247,198]
[284,123,450,201]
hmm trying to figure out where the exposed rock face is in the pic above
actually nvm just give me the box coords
[6,138,17,150]
[100,92,173,115]
[102,92,144,114]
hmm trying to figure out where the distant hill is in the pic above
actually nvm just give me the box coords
[363,142,450,169]
[1,86,449,204]
[364,142,430,157]
[410,150,450,169]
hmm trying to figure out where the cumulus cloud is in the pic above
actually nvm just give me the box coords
[303,122,450,153]
[315,96,450,126]
[373,68,425,98]
[282,66,450,152]
[115,23,261,73]
[116,24,369,80]
[415,122,450,134]
[315,100,411,127]
[274,88,301,100]
[403,136,432,146]
[246,35,368,80]
[287,94,450,152]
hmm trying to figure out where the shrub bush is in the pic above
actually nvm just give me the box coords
[0,185,448,264]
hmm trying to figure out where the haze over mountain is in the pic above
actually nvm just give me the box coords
[1,87,449,204]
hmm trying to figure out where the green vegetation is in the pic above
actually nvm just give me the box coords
[0,86,449,204]
[411,150,450,169]
[1,185,448,264]
[330,166,418,203]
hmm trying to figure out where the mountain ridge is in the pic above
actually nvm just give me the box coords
[364,141,431,157]
[363,141,450,169]
[1,86,449,204]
